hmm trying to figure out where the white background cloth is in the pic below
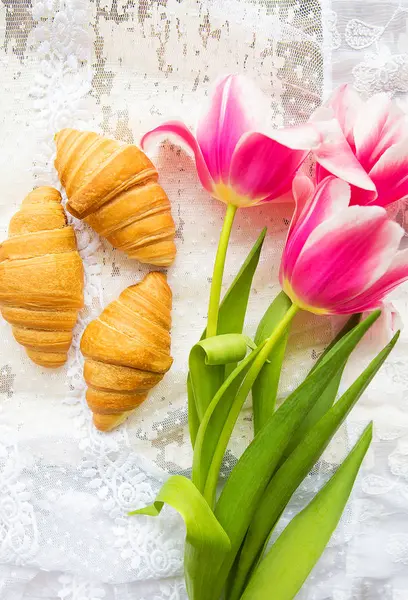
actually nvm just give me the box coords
[0,1,408,598]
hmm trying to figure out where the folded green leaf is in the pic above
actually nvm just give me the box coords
[192,342,266,496]
[204,304,298,508]
[129,475,230,600]
[283,313,361,459]
[188,374,201,448]
[188,228,267,446]
[229,331,399,600]
[252,291,293,434]
[210,310,380,598]
[240,423,372,600]
[189,334,249,422]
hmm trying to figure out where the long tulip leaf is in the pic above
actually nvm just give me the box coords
[189,334,249,421]
[229,331,399,600]
[203,304,299,507]
[209,310,379,598]
[252,291,293,434]
[216,228,267,336]
[188,228,267,446]
[129,475,230,600]
[240,423,372,600]
[192,343,266,494]
[283,313,361,459]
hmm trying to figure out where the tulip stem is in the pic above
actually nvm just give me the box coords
[207,203,238,338]
[204,303,299,507]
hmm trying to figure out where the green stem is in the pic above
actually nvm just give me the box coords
[204,303,299,507]
[207,203,238,338]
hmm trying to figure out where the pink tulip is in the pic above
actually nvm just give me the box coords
[141,75,373,208]
[280,175,408,315]
[315,84,408,208]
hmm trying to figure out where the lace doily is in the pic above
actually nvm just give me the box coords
[1,1,407,599]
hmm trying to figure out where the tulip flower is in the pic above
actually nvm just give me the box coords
[142,75,372,337]
[315,84,408,208]
[142,75,372,209]
[280,175,408,315]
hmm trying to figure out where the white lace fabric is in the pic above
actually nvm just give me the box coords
[0,1,407,599]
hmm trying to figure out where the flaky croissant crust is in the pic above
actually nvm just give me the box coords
[0,187,84,367]
[81,271,173,431]
[54,129,176,267]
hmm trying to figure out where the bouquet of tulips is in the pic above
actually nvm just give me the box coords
[130,76,408,599]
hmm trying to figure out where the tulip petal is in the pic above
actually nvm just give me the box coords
[311,110,376,193]
[229,131,310,203]
[335,249,408,314]
[281,177,350,283]
[141,121,214,193]
[354,93,408,172]
[368,139,408,207]
[196,75,267,183]
[326,83,362,148]
[288,206,404,313]
[289,175,315,236]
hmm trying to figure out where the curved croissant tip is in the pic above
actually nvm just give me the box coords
[126,271,169,296]
[151,271,167,281]
[93,412,129,431]
[23,186,62,206]
[54,128,76,143]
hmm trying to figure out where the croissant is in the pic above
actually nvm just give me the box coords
[54,128,176,267]
[80,271,173,431]
[0,187,84,367]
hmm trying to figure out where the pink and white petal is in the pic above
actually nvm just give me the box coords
[258,188,294,205]
[354,93,408,171]
[312,116,376,192]
[369,139,408,207]
[196,74,268,182]
[349,183,378,206]
[267,121,322,150]
[326,83,362,148]
[141,121,214,193]
[289,206,403,312]
[360,302,402,348]
[229,131,309,202]
[315,162,330,185]
[335,248,408,313]
[281,177,350,283]
[289,175,315,236]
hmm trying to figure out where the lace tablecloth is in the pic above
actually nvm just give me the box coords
[1,1,408,598]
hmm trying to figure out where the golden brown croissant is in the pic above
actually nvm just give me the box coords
[54,129,176,267]
[81,271,173,431]
[0,187,84,367]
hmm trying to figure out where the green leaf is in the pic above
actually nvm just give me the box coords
[210,310,380,598]
[202,304,298,508]
[283,313,361,459]
[229,331,399,600]
[129,475,230,600]
[188,374,200,448]
[192,343,266,495]
[252,291,293,434]
[216,228,267,336]
[240,423,373,600]
[188,228,267,446]
[189,334,250,421]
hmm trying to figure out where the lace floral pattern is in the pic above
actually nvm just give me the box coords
[1,0,407,599]
[0,428,39,566]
